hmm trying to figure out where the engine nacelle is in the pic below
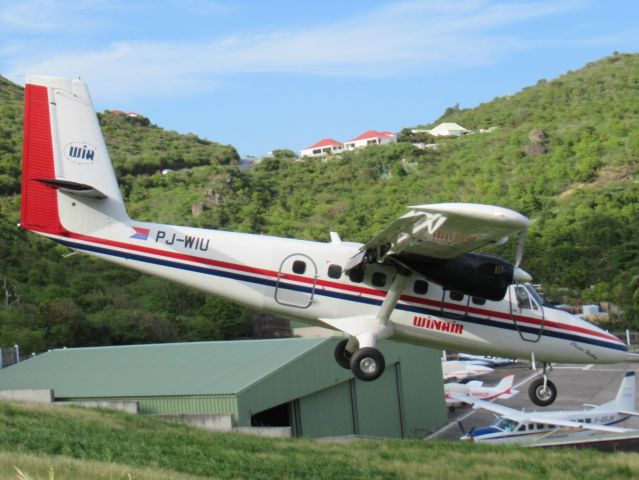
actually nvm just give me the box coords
[399,252,514,301]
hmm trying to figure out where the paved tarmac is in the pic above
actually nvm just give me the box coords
[430,359,639,441]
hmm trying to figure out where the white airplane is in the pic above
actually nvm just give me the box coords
[19,76,627,406]
[457,371,639,443]
[442,360,493,381]
[445,374,518,408]
[457,353,516,367]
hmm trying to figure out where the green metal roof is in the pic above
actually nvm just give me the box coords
[0,338,329,398]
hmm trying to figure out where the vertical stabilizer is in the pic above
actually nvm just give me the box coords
[494,374,514,393]
[21,76,129,237]
[613,371,636,412]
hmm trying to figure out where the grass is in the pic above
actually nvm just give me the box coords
[1,401,639,479]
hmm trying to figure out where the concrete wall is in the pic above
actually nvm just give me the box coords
[157,413,234,432]
[59,400,139,414]
[234,426,292,438]
[0,389,53,404]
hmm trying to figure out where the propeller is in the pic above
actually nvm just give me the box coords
[515,230,527,268]
[513,230,532,283]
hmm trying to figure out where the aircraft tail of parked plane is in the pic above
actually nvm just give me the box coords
[21,76,628,407]
[594,370,638,414]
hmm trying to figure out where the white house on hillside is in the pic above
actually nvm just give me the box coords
[427,122,470,137]
[300,138,345,158]
[344,130,397,150]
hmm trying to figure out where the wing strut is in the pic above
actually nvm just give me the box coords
[359,266,411,348]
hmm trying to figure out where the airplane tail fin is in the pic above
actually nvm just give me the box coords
[494,374,515,393]
[611,371,636,412]
[21,76,129,237]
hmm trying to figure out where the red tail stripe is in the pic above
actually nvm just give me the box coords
[21,84,65,234]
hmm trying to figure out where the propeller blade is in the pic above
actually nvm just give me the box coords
[515,230,527,268]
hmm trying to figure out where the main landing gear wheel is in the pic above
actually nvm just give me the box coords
[350,347,385,381]
[528,378,557,407]
[334,339,353,370]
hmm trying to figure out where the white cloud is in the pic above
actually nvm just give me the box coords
[2,0,587,100]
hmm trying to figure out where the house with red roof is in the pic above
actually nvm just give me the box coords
[344,130,397,150]
[300,138,345,158]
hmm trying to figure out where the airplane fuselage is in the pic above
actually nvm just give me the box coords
[46,219,627,365]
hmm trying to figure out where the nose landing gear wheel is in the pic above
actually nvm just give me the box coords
[528,378,557,406]
[350,347,385,381]
[334,339,353,370]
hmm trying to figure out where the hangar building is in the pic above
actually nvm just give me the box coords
[0,337,446,438]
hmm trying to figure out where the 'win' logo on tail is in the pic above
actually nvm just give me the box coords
[65,142,96,163]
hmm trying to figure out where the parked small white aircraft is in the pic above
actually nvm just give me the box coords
[19,76,627,406]
[445,374,518,408]
[457,371,639,443]
[442,360,493,381]
[457,353,516,367]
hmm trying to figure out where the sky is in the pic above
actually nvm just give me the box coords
[1,0,638,157]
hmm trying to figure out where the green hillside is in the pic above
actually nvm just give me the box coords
[1,401,638,479]
[0,53,638,354]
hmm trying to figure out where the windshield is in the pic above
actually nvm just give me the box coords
[493,417,518,432]
[524,284,544,306]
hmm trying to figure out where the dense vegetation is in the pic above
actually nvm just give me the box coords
[1,401,639,479]
[0,52,638,354]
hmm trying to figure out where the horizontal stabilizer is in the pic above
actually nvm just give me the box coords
[36,178,107,199]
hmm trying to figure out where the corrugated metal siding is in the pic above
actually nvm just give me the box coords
[136,396,239,417]
[354,364,403,438]
[396,343,447,438]
[69,395,239,418]
[298,381,355,437]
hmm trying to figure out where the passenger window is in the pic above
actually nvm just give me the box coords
[292,260,306,275]
[471,297,485,305]
[327,264,342,279]
[349,268,364,283]
[372,272,387,288]
[527,425,534,431]
[414,280,429,295]
[449,291,464,302]
[518,425,526,432]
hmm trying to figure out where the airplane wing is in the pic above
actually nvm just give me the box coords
[618,410,639,417]
[346,203,530,270]
[449,394,526,420]
[526,416,634,434]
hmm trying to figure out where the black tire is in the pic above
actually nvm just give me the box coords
[334,339,353,370]
[350,347,385,381]
[528,378,557,407]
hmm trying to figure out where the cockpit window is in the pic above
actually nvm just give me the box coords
[515,286,532,309]
[524,284,544,306]
[494,417,518,432]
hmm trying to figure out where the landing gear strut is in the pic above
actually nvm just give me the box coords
[332,267,411,382]
[528,361,557,406]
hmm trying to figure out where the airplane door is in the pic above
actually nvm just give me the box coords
[274,254,317,309]
[509,284,544,342]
